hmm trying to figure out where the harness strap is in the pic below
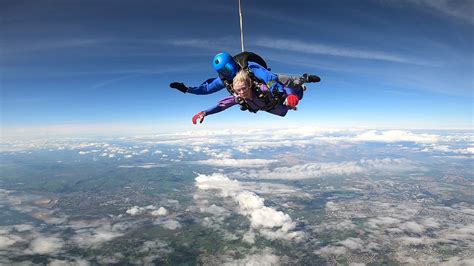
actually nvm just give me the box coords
[236,96,257,113]
[223,78,234,96]
[220,68,286,113]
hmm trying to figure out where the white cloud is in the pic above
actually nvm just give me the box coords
[400,221,425,234]
[118,163,166,169]
[242,158,424,180]
[422,217,440,229]
[338,238,364,250]
[223,249,281,266]
[259,228,305,242]
[249,206,295,231]
[13,224,34,232]
[438,224,474,242]
[193,158,277,168]
[317,220,356,232]
[315,238,365,259]
[243,161,365,180]
[361,158,426,173]
[0,235,21,250]
[4,127,471,156]
[151,207,168,216]
[396,236,425,246]
[126,206,146,216]
[245,182,302,197]
[28,236,64,255]
[138,239,170,254]
[126,205,165,216]
[165,37,236,51]
[367,242,381,251]
[72,224,124,249]
[235,191,265,210]
[406,0,474,23]
[367,216,401,228]
[325,201,342,212]
[133,240,173,265]
[200,204,229,216]
[49,258,90,266]
[157,219,181,230]
[195,173,241,195]
[242,231,256,244]
[195,173,304,241]
[422,144,474,155]
[355,130,439,143]
[315,245,348,256]
[255,38,421,64]
[440,257,474,266]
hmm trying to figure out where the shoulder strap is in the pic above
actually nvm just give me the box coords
[219,73,236,96]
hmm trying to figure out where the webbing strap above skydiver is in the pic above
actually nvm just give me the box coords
[238,0,245,52]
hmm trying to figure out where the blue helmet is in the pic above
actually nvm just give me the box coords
[212,52,238,79]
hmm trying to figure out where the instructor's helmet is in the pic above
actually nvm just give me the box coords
[212,52,239,79]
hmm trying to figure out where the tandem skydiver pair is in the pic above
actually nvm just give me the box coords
[169,51,321,124]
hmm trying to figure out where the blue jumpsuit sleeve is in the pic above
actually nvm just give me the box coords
[282,85,296,95]
[268,79,297,97]
[247,62,278,83]
[186,78,226,95]
[247,62,296,96]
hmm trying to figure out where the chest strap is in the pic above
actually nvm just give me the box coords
[221,71,286,113]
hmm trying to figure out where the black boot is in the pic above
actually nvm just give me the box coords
[302,73,321,83]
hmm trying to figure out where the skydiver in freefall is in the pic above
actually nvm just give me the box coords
[169,52,321,123]
[190,69,304,123]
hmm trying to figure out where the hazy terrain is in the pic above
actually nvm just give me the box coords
[0,127,473,265]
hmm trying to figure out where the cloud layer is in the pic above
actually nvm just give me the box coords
[195,173,305,241]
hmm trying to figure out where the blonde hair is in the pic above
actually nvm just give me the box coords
[233,70,252,88]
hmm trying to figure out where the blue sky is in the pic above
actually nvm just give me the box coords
[1,0,473,134]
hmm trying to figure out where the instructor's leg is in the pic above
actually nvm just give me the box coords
[277,74,304,89]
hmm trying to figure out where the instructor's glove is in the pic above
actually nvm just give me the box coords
[192,111,206,124]
[285,95,299,109]
[169,82,188,93]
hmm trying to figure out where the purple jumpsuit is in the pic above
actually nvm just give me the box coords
[203,84,291,117]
